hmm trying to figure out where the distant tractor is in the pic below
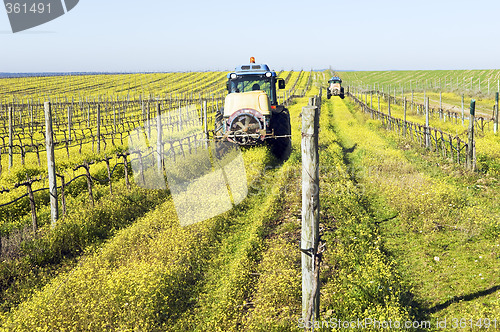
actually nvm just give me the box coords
[215,57,291,158]
[327,76,345,99]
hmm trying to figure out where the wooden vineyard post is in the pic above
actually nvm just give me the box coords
[147,100,151,138]
[203,100,208,141]
[403,97,407,137]
[467,100,476,171]
[378,91,380,113]
[423,90,426,113]
[301,105,320,323]
[141,99,145,123]
[495,92,499,135]
[8,106,13,169]
[178,103,183,131]
[29,105,33,135]
[309,97,315,108]
[113,103,117,134]
[439,91,443,121]
[96,103,101,153]
[425,97,430,148]
[411,90,414,113]
[67,106,72,142]
[44,102,59,226]
[387,97,391,130]
[156,103,163,173]
[461,94,465,126]
[388,96,391,117]
[87,101,90,128]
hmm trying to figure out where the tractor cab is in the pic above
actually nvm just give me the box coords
[226,57,285,107]
[328,76,342,84]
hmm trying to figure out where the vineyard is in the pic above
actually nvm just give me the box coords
[339,69,500,176]
[0,68,498,331]
[339,69,500,118]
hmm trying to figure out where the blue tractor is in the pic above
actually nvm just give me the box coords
[215,57,291,158]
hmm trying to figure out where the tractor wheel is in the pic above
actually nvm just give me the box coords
[269,109,291,160]
[340,87,345,99]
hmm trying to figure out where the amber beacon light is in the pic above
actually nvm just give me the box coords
[250,57,255,63]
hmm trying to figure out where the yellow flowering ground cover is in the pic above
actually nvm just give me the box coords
[2,85,413,331]
[332,94,500,326]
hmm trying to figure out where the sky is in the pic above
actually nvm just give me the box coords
[1,0,500,73]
